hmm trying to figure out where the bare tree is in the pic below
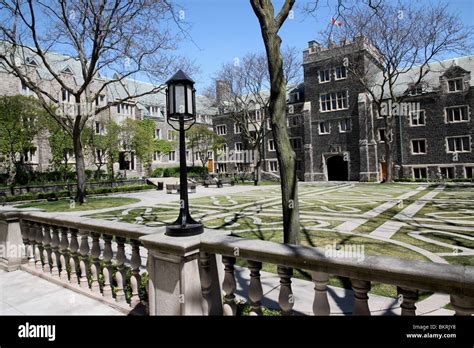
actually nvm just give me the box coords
[0,0,193,202]
[250,0,299,245]
[316,0,472,181]
[212,48,300,185]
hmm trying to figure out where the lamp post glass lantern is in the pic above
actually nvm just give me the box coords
[165,70,203,236]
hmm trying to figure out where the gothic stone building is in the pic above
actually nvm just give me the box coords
[212,83,307,180]
[214,37,474,181]
[0,49,215,177]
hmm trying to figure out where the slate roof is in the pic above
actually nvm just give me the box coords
[0,42,216,117]
[371,55,474,98]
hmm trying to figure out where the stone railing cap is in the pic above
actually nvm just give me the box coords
[12,211,158,240]
[201,235,474,297]
[140,229,231,256]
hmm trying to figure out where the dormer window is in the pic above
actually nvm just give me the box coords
[289,92,300,103]
[117,103,133,115]
[95,95,106,107]
[61,66,73,74]
[407,84,424,96]
[448,78,463,92]
[149,106,162,117]
[25,57,38,67]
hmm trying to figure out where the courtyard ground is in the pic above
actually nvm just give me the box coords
[83,182,474,268]
[6,181,474,315]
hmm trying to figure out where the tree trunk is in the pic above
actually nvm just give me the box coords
[7,154,16,193]
[383,116,394,183]
[107,155,115,180]
[254,149,261,186]
[251,0,300,245]
[73,122,87,204]
[95,163,103,180]
[384,141,393,182]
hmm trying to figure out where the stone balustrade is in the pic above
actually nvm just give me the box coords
[1,211,157,314]
[1,211,474,316]
[200,235,474,316]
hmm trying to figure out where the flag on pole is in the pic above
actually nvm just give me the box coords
[331,16,342,27]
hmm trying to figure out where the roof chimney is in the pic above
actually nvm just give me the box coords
[216,80,231,107]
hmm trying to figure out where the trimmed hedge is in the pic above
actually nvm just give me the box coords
[158,166,208,178]
[0,169,121,187]
[151,168,164,177]
[2,184,151,203]
[85,169,107,180]
[163,167,180,177]
[395,178,474,183]
[188,166,208,177]
[4,192,35,202]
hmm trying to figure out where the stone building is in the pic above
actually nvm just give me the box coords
[212,82,308,181]
[0,49,215,178]
[2,39,473,181]
[303,37,474,181]
[214,37,474,181]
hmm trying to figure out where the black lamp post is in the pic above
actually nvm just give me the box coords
[165,70,204,237]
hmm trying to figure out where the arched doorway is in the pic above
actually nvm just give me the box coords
[327,155,348,181]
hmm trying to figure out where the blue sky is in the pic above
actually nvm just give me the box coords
[175,0,474,92]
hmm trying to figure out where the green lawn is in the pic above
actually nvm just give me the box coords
[17,197,140,212]
[392,227,453,254]
[234,181,279,186]
[85,182,474,300]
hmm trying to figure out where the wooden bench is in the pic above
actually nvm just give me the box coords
[220,178,235,186]
[203,178,235,188]
[204,179,223,188]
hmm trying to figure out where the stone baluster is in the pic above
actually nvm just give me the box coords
[59,227,69,281]
[28,222,37,268]
[114,237,127,303]
[247,260,263,316]
[90,233,101,293]
[78,231,90,288]
[277,266,294,316]
[69,229,80,285]
[450,295,474,316]
[41,225,52,273]
[312,271,330,316]
[34,223,44,271]
[397,287,418,316]
[222,256,237,316]
[200,252,213,315]
[351,279,371,316]
[101,235,114,299]
[145,255,150,315]
[21,221,34,267]
[130,239,142,307]
[50,226,61,277]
